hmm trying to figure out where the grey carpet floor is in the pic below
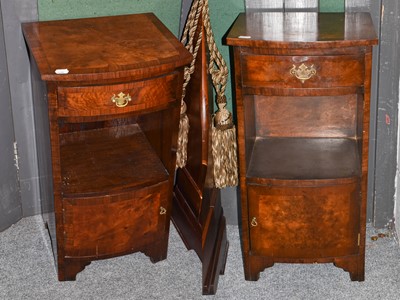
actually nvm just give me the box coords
[1,215,400,300]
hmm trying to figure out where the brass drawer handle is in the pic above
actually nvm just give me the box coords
[290,63,316,83]
[111,92,131,107]
[160,206,167,215]
[251,217,258,227]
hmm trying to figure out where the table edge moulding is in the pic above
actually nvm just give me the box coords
[226,12,378,281]
[22,13,192,281]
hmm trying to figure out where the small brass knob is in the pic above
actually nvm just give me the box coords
[160,207,167,215]
[111,92,131,107]
[251,217,258,227]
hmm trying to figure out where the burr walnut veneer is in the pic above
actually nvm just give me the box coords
[23,13,191,280]
[226,12,377,281]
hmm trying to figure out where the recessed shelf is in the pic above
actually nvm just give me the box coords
[247,137,361,182]
[60,123,168,197]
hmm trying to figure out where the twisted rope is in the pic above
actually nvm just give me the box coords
[176,0,238,187]
[176,0,203,169]
[202,0,229,99]
[180,0,203,101]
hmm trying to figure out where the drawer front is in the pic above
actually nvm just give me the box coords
[247,182,360,259]
[241,55,364,89]
[58,73,179,117]
[63,181,170,258]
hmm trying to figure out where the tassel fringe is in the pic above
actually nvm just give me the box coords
[212,124,238,188]
[212,98,238,188]
[176,102,189,169]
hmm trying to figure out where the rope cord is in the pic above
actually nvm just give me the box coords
[180,0,229,104]
[202,0,229,100]
[180,0,203,102]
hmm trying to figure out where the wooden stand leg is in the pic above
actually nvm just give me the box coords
[244,256,274,281]
[172,183,229,295]
[144,236,169,264]
[59,260,92,281]
[334,256,365,281]
[202,206,229,295]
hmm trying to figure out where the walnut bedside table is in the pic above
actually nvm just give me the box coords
[23,13,191,280]
[226,12,377,281]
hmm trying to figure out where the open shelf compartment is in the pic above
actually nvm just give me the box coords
[60,123,169,197]
[246,137,361,183]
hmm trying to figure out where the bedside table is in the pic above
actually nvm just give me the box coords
[23,13,191,280]
[226,12,377,281]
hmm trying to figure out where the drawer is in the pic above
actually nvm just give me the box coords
[241,55,364,89]
[63,180,170,258]
[247,182,360,259]
[57,73,179,117]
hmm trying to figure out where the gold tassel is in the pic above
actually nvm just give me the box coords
[212,95,238,188]
[176,101,189,169]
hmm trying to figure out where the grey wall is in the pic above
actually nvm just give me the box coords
[349,0,400,230]
[372,0,400,229]
[0,0,39,232]
[0,0,39,224]
[180,0,192,37]
[0,2,21,231]
[246,0,319,11]
[397,73,400,237]
[345,0,380,224]
[384,0,400,236]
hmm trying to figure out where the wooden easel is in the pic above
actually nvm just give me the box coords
[172,13,229,295]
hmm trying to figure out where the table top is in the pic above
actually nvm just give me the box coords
[226,12,378,48]
[22,13,192,82]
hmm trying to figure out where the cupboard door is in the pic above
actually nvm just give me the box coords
[63,181,169,258]
[248,182,361,259]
